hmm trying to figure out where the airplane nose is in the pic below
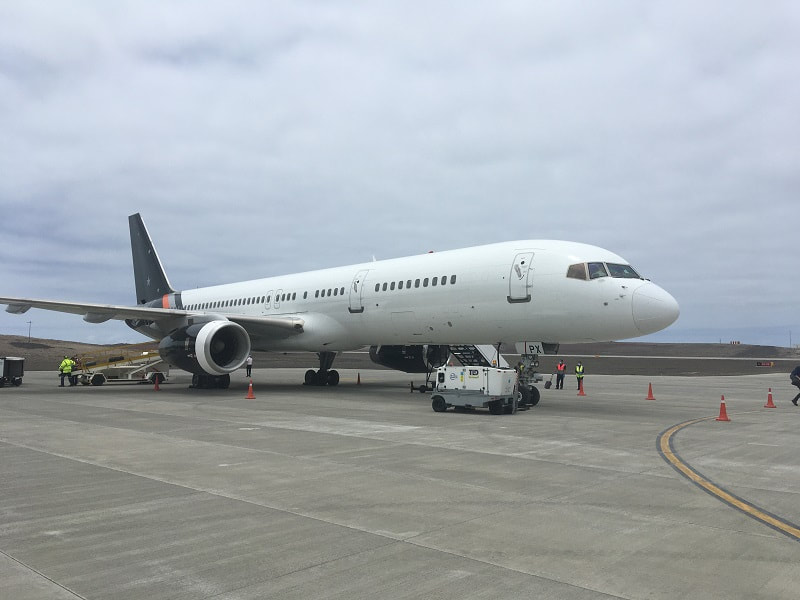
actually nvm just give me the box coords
[632,283,680,335]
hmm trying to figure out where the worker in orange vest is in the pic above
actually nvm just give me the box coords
[555,359,566,389]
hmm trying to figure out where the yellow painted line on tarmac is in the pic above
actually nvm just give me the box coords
[657,416,800,542]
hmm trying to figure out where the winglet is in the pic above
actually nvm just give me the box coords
[128,214,175,305]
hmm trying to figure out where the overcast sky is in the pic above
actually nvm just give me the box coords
[1,1,798,348]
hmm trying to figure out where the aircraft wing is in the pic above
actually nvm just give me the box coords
[0,296,305,335]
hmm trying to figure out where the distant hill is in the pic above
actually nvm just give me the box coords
[2,334,797,375]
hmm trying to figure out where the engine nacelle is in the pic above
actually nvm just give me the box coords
[368,345,449,373]
[159,320,251,376]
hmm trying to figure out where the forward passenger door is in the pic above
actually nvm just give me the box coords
[349,269,369,313]
[508,252,534,303]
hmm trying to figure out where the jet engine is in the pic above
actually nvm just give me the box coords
[159,320,251,376]
[368,345,449,373]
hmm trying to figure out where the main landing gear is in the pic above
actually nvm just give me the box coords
[304,351,340,386]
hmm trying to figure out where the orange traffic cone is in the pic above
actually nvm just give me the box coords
[716,395,730,421]
[577,379,586,396]
[357,372,361,385]
[764,388,776,408]
[153,376,160,391]
[245,380,256,400]
[646,383,655,401]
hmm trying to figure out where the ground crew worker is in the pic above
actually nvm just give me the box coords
[58,356,73,387]
[791,365,800,406]
[575,361,585,391]
[245,355,253,377]
[556,359,566,389]
[69,356,79,386]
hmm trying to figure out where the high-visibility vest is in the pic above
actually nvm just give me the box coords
[556,363,566,372]
[59,359,73,374]
[575,365,584,378]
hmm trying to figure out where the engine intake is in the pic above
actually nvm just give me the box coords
[159,320,251,375]
[369,345,449,373]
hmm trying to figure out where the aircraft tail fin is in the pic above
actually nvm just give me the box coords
[128,213,175,305]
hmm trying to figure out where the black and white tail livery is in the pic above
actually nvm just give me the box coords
[129,213,174,305]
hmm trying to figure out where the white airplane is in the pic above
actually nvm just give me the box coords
[2,214,679,399]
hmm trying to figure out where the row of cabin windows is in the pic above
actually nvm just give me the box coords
[184,285,347,311]
[184,275,459,311]
[374,274,457,293]
[266,292,298,303]
[315,286,346,298]
[186,296,265,311]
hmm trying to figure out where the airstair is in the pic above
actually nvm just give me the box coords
[73,342,168,386]
[448,344,510,367]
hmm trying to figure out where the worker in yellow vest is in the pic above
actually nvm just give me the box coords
[58,356,74,387]
[575,362,585,391]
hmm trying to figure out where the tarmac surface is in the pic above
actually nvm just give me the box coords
[2,368,800,599]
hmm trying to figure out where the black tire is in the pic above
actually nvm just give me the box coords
[304,369,316,385]
[528,386,540,407]
[327,370,340,386]
[13,378,22,386]
[432,395,447,412]
[217,374,230,389]
[90,373,106,386]
[418,385,428,394]
[504,403,513,414]
[519,386,531,406]
[488,400,504,415]
[315,370,328,386]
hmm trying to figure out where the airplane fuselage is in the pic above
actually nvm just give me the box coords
[140,240,678,351]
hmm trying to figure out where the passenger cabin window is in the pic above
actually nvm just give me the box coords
[423,277,429,287]
[441,274,447,285]
[588,262,608,279]
[450,275,456,284]
[607,263,641,278]
[567,263,587,280]
[398,281,404,289]
[382,283,388,291]
[390,282,395,290]
[431,277,438,286]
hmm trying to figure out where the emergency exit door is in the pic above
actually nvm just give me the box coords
[508,252,534,303]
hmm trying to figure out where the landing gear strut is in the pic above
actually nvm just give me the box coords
[516,351,542,407]
[304,351,340,386]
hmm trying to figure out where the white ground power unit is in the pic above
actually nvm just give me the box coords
[431,366,518,415]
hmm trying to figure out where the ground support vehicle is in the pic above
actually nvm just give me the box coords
[0,356,24,387]
[73,342,168,386]
[431,366,519,415]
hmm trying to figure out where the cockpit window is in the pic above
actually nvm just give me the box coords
[566,263,587,280]
[587,262,608,279]
[606,263,641,278]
